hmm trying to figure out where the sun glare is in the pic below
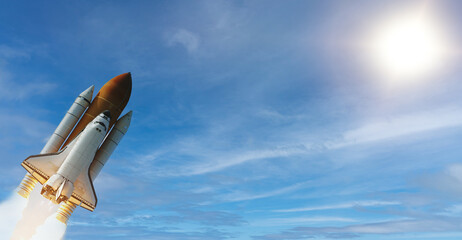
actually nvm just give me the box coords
[368,9,448,82]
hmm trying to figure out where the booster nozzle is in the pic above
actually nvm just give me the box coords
[56,201,77,225]
[17,173,38,198]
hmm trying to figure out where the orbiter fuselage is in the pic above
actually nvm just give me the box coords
[17,73,133,224]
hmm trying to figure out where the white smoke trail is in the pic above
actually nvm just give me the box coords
[31,214,67,240]
[10,187,65,240]
[0,192,28,239]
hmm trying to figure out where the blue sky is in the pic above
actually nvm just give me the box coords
[2,0,462,239]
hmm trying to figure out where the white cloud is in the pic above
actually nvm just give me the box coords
[183,147,307,176]
[93,172,128,193]
[274,200,400,213]
[0,113,55,141]
[0,45,31,60]
[0,45,55,100]
[253,218,462,239]
[254,217,356,227]
[418,163,462,197]
[167,29,200,53]
[136,107,462,178]
[220,180,311,202]
[330,107,462,148]
[344,218,460,234]
[443,204,462,216]
[0,77,56,100]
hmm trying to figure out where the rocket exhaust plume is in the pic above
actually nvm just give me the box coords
[0,192,27,238]
[0,187,67,240]
[11,187,61,240]
[31,214,67,240]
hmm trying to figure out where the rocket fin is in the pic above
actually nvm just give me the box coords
[69,169,97,211]
[21,135,79,184]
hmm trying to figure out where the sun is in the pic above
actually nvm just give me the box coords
[368,9,448,82]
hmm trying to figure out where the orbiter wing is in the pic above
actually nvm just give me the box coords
[21,138,78,184]
[68,170,98,211]
[21,135,98,211]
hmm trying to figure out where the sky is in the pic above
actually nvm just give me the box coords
[2,0,462,239]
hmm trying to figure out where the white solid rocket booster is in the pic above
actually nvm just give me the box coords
[41,86,95,153]
[17,86,94,198]
[90,111,132,180]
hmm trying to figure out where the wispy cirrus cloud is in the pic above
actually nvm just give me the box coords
[417,163,462,198]
[66,224,234,240]
[273,200,400,213]
[0,44,56,100]
[137,106,462,178]
[253,217,462,239]
[178,146,308,177]
[157,205,247,227]
[69,204,244,239]
[0,45,31,60]
[0,112,55,142]
[219,180,311,202]
[166,29,200,54]
[0,76,56,101]
[252,162,462,239]
[329,107,462,148]
[251,216,357,227]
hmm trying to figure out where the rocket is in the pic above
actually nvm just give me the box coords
[17,73,132,224]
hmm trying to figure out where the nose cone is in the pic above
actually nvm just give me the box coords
[114,111,132,134]
[79,85,95,104]
[102,110,111,119]
[102,73,132,102]
[111,72,132,92]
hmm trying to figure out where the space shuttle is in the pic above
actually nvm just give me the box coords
[17,73,132,224]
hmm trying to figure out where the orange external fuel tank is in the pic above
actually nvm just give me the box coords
[63,72,132,147]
